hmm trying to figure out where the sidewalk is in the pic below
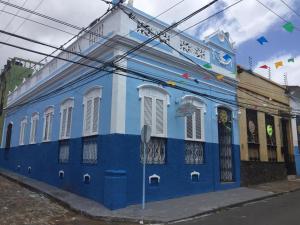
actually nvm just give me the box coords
[1,168,300,223]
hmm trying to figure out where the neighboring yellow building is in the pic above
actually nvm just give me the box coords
[237,67,295,185]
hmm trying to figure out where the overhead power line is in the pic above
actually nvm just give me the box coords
[0,40,291,117]
[0,0,186,81]
[114,0,219,64]
[4,0,45,43]
[0,2,290,116]
[0,0,29,38]
[280,0,300,18]
[256,0,300,31]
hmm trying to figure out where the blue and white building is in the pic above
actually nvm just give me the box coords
[0,3,240,209]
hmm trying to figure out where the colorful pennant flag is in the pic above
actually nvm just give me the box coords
[275,61,283,69]
[166,80,176,86]
[288,58,295,63]
[216,74,224,80]
[223,54,231,61]
[181,73,190,79]
[259,65,269,69]
[203,63,212,69]
[257,36,268,45]
[283,22,295,33]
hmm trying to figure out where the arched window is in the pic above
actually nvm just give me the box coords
[5,122,13,149]
[43,106,54,142]
[183,96,205,142]
[138,84,169,137]
[138,84,169,164]
[182,96,206,164]
[60,98,74,139]
[83,87,102,136]
[19,117,27,145]
[30,113,39,144]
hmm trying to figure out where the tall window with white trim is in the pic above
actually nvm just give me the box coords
[30,113,39,144]
[139,85,169,164]
[60,99,74,139]
[83,87,101,136]
[184,97,205,164]
[19,117,27,145]
[82,87,101,164]
[43,107,54,142]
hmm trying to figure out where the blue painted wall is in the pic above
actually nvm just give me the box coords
[294,147,300,176]
[0,134,240,209]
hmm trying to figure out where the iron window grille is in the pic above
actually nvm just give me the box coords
[82,136,98,164]
[141,137,166,164]
[265,114,277,162]
[297,116,300,153]
[185,141,204,164]
[59,140,70,164]
[246,109,260,161]
[268,146,277,162]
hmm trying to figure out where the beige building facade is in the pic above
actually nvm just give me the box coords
[237,67,295,185]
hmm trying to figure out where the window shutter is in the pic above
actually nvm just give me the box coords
[186,115,193,139]
[144,97,152,127]
[31,118,37,143]
[85,99,92,134]
[61,108,67,138]
[92,97,100,133]
[66,107,73,138]
[44,114,49,140]
[195,109,202,140]
[156,99,164,135]
[48,113,53,140]
[19,122,25,145]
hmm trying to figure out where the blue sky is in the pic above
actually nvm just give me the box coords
[0,0,299,85]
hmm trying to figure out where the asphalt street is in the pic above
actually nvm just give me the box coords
[176,190,300,225]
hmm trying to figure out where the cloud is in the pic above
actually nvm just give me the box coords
[254,54,300,86]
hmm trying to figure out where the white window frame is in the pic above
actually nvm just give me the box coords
[43,106,54,142]
[19,117,27,145]
[83,87,102,136]
[183,96,206,142]
[59,98,74,140]
[30,113,39,144]
[138,84,170,138]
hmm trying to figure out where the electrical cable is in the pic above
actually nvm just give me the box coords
[4,0,45,43]
[1,40,292,117]
[256,0,300,31]
[280,0,300,18]
[113,0,219,64]
[0,0,186,85]
[0,0,29,38]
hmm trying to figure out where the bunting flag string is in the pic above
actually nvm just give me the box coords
[259,65,269,69]
[275,61,283,69]
[216,74,224,80]
[257,36,268,45]
[166,80,176,86]
[203,63,212,69]
[181,73,190,79]
[283,22,295,33]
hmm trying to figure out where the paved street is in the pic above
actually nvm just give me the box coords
[0,175,135,225]
[176,190,300,225]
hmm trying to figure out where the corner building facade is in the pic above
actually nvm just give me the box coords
[0,4,240,209]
